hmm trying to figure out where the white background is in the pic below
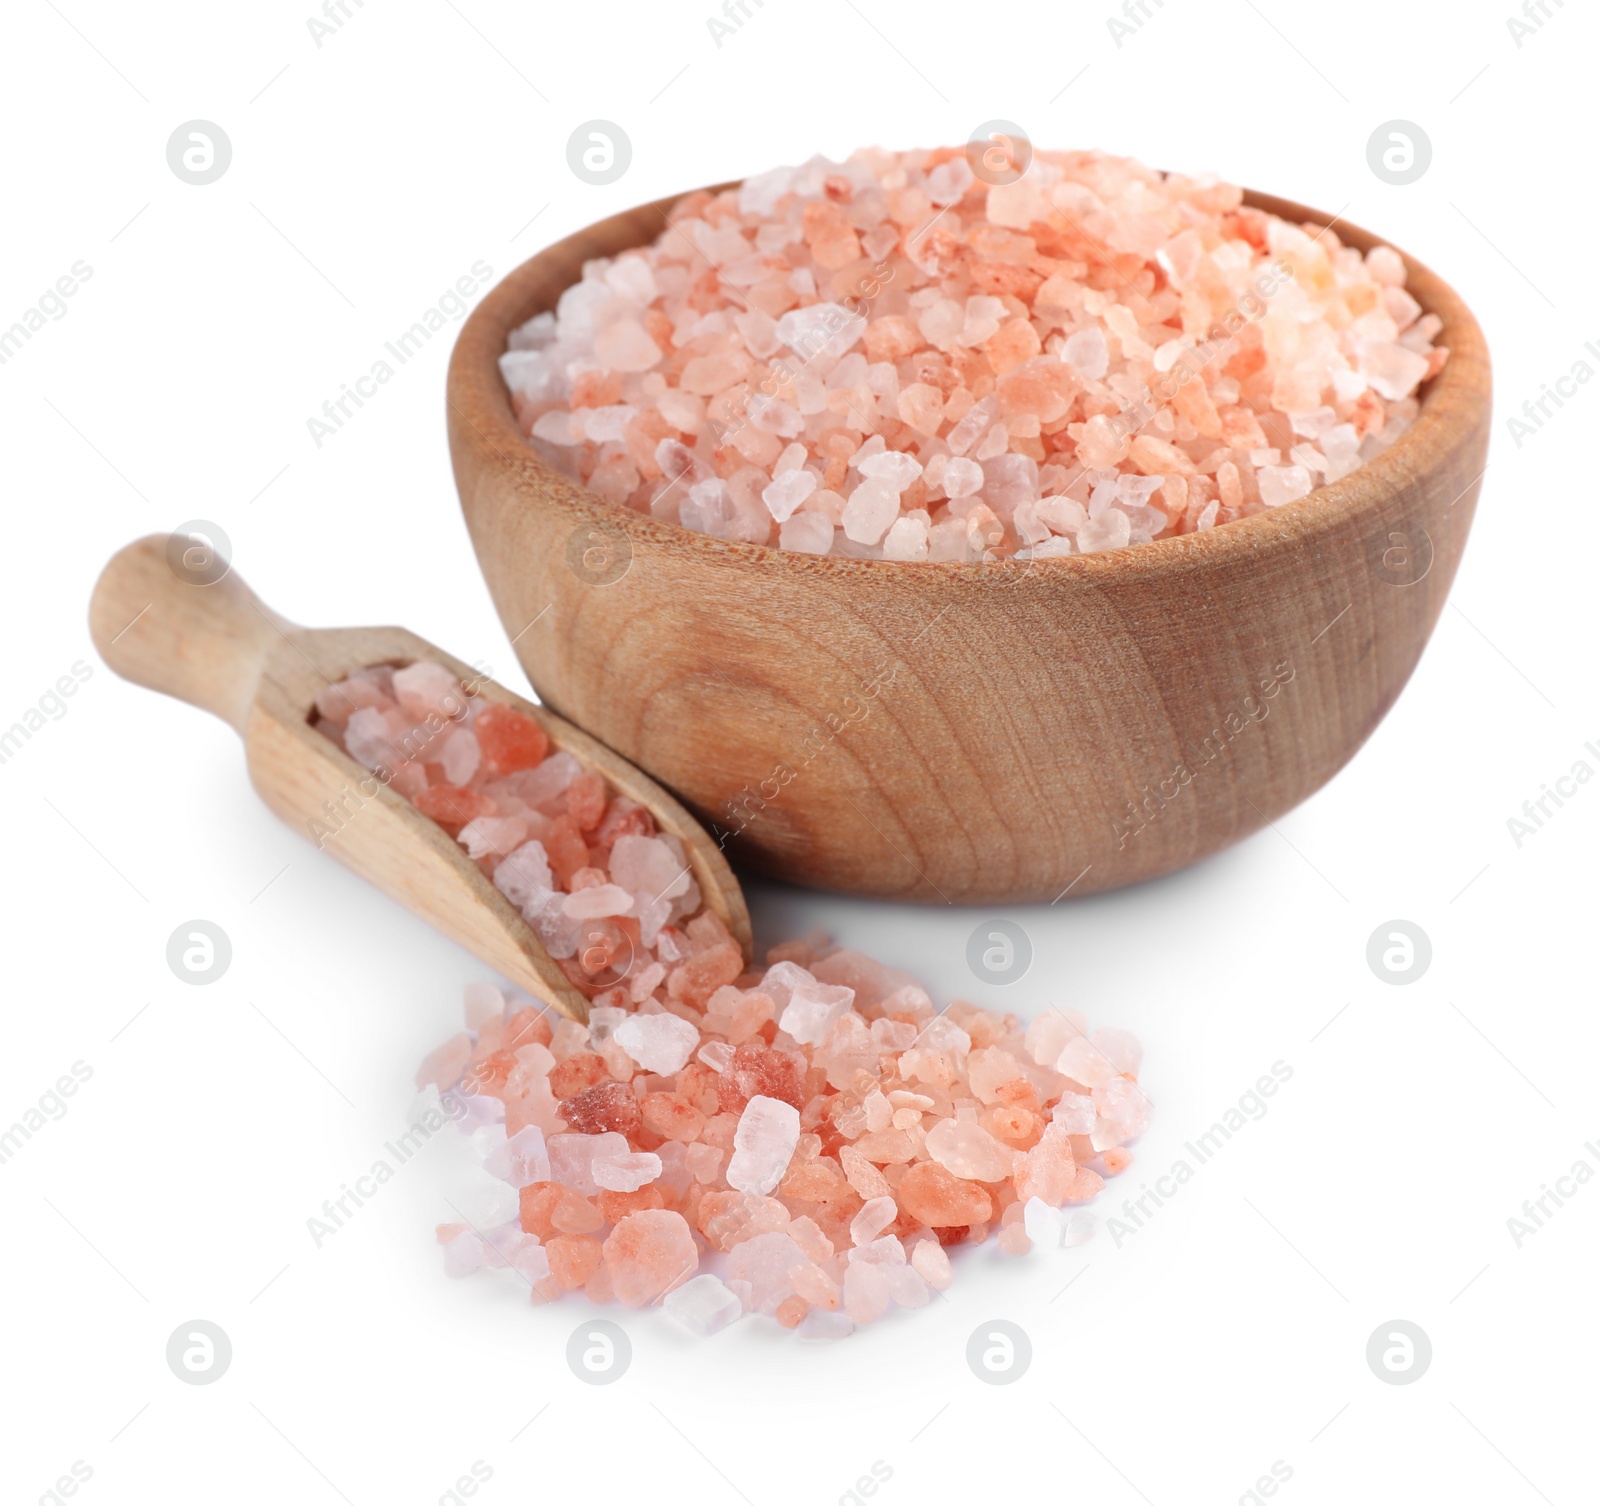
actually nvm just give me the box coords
[2,1,1595,1502]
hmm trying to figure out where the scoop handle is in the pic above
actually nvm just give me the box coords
[89,533,291,736]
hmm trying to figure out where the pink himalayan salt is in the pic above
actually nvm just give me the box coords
[505,147,1445,562]
[341,663,1147,1335]
[603,1210,698,1307]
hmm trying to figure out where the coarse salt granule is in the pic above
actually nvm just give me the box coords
[502,147,1448,561]
[316,664,1149,1334]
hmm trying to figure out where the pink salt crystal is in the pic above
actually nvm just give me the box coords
[613,1012,699,1075]
[1014,1123,1077,1207]
[727,1230,806,1314]
[602,1209,697,1308]
[1056,1033,1118,1088]
[686,1142,724,1183]
[924,1118,1016,1182]
[1091,1077,1151,1150]
[849,1195,899,1247]
[562,883,633,919]
[998,1222,1032,1256]
[909,1238,953,1291]
[942,456,984,499]
[1093,1027,1142,1076]
[727,1094,801,1196]
[842,1259,892,1324]
[594,318,662,373]
[394,660,465,720]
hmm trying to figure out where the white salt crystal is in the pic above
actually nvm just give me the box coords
[775,302,865,361]
[778,976,855,1046]
[483,1125,550,1188]
[576,405,635,444]
[1063,326,1109,380]
[493,840,554,913]
[663,1274,744,1337]
[779,512,834,554]
[441,1229,485,1278]
[613,1012,700,1074]
[942,456,984,498]
[925,1118,1015,1181]
[796,1309,854,1339]
[842,1259,892,1323]
[885,1263,930,1308]
[747,392,804,437]
[531,410,579,445]
[592,1150,662,1192]
[547,1131,630,1195]
[857,449,923,492]
[850,1195,898,1246]
[697,1040,736,1073]
[608,835,689,901]
[842,479,899,545]
[726,1094,801,1195]
[1257,465,1313,508]
[437,725,481,785]
[881,514,929,562]
[459,816,528,863]
[1077,507,1132,553]
[1092,1027,1143,1076]
[1357,340,1429,401]
[1022,1196,1062,1248]
[604,255,657,304]
[1052,1090,1097,1134]
[680,478,734,537]
[727,1230,805,1312]
[761,468,818,522]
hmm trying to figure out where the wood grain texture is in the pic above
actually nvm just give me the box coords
[88,535,753,1020]
[448,184,1491,903]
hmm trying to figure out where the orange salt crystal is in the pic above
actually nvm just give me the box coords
[546,1235,604,1290]
[546,1052,609,1099]
[897,1161,993,1227]
[412,784,494,836]
[474,701,549,776]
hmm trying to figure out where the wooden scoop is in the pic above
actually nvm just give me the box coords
[88,534,752,1021]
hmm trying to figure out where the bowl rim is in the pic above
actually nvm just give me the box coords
[448,177,1490,585]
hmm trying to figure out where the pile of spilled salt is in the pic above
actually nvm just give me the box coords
[316,662,1149,1336]
[503,147,1447,561]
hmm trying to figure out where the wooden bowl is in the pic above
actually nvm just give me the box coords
[447,184,1490,904]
